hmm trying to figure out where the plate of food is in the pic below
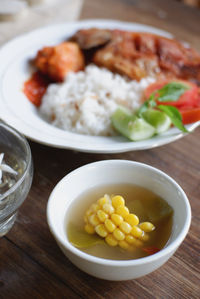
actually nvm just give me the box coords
[0,19,200,153]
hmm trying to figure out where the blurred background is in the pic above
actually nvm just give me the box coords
[177,0,200,7]
[0,0,199,45]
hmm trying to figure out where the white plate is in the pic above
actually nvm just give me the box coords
[0,19,199,153]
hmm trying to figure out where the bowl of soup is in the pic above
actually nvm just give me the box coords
[47,160,191,281]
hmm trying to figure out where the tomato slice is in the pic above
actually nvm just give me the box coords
[144,80,169,99]
[142,246,160,255]
[23,71,51,107]
[144,79,199,108]
[180,107,200,124]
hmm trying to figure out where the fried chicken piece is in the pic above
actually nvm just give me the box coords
[71,28,112,49]
[93,31,160,80]
[134,33,157,54]
[34,41,84,81]
[90,29,200,82]
[157,37,200,81]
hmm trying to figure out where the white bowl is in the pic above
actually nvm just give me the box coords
[47,160,191,281]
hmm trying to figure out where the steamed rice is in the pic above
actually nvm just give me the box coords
[39,64,155,136]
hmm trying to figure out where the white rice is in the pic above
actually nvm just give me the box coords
[39,64,155,136]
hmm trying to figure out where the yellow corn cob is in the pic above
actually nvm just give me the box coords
[84,194,155,251]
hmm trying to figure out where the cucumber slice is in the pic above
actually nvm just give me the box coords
[111,107,155,141]
[141,108,171,134]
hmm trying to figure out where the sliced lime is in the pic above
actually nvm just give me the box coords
[141,108,171,134]
[67,222,104,248]
[111,107,155,141]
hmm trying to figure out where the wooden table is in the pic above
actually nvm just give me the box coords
[1,0,200,298]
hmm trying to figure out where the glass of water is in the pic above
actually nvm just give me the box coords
[0,122,33,237]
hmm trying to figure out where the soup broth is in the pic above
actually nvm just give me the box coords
[66,184,173,260]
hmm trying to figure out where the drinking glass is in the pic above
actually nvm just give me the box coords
[0,122,33,237]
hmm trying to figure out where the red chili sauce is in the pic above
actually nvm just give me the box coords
[23,71,51,107]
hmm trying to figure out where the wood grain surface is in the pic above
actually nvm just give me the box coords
[1,0,200,298]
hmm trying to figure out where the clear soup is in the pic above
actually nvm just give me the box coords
[66,184,173,260]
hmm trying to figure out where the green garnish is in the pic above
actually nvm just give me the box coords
[138,82,189,133]
[138,93,157,116]
[111,81,189,140]
[158,105,188,133]
[156,82,189,103]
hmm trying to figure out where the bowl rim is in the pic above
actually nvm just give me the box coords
[0,121,32,201]
[47,159,191,266]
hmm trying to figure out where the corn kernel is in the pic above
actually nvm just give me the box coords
[84,223,95,234]
[112,195,125,208]
[119,240,129,250]
[89,214,100,226]
[116,206,129,218]
[97,210,108,222]
[86,209,93,218]
[98,196,109,207]
[105,219,116,233]
[103,203,115,215]
[125,235,143,247]
[113,228,125,241]
[91,203,100,212]
[105,234,118,246]
[104,194,111,202]
[95,224,108,238]
[111,213,123,226]
[125,213,139,226]
[125,235,137,245]
[119,221,132,234]
[139,222,155,232]
[139,232,149,241]
[131,226,143,238]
